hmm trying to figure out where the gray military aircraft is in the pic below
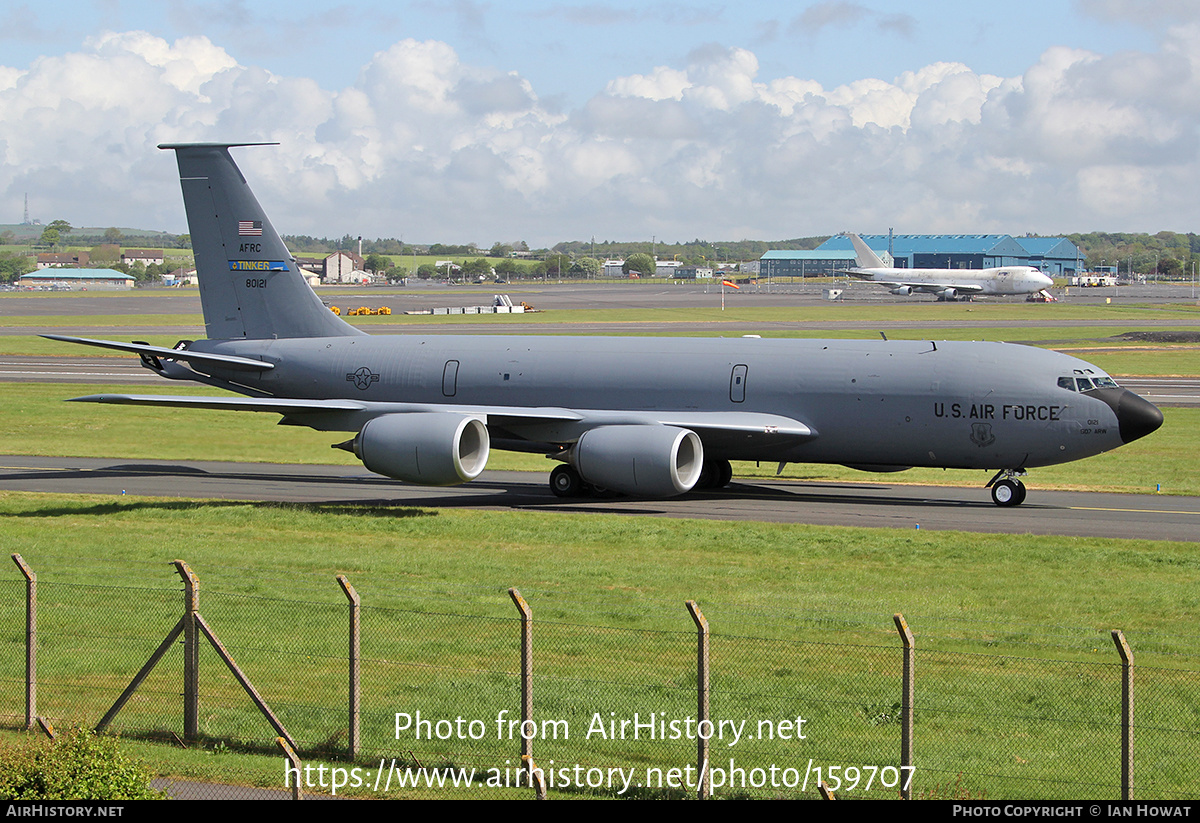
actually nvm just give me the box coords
[45,143,1163,506]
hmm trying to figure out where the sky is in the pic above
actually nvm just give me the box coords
[0,1,1195,247]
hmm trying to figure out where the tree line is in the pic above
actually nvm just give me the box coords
[7,219,1200,282]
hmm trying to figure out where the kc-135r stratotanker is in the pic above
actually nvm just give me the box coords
[46,144,1163,506]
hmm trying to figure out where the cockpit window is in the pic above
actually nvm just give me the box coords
[1076,378,1095,391]
[1058,377,1076,391]
[1093,376,1119,389]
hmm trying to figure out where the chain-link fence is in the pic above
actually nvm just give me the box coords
[2,555,1197,800]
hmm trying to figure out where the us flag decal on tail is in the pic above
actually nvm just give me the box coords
[238,220,262,236]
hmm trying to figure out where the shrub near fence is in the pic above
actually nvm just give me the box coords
[2,554,1198,800]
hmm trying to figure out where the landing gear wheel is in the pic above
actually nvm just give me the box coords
[550,465,584,498]
[715,459,733,489]
[991,478,1026,507]
[696,458,733,490]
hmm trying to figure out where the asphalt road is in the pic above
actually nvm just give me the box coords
[1,455,1196,541]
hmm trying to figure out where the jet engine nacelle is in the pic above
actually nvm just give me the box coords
[937,288,959,300]
[352,413,490,485]
[890,286,913,296]
[574,425,703,498]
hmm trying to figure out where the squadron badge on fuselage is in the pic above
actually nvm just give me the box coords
[970,423,995,448]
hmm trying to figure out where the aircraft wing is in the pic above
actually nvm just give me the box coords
[881,281,985,294]
[65,393,815,446]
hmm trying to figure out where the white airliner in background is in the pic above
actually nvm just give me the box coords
[846,233,1055,301]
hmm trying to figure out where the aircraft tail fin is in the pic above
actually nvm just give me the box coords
[159,143,364,341]
[847,233,887,269]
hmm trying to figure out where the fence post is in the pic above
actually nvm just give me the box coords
[894,613,914,800]
[174,560,199,742]
[686,600,710,800]
[337,575,360,759]
[1112,629,1134,800]
[11,554,36,730]
[279,737,305,800]
[508,588,533,771]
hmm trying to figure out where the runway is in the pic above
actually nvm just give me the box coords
[0,455,1196,541]
[6,280,1200,314]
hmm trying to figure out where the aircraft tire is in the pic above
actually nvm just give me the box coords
[550,465,585,498]
[991,478,1025,507]
[696,458,733,489]
[715,459,733,488]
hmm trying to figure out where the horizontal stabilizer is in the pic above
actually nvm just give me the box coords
[67,394,362,413]
[42,335,274,371]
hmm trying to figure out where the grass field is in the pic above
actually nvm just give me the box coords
[1,494,1198,799]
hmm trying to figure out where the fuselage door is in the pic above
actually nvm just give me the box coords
[730,364,748,403]
[442,360,459,397]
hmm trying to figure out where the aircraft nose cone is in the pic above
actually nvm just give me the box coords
[1114,389,1164,444]
[1036,273,1054,289]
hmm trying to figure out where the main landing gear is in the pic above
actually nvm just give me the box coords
[548,458,734,498]
[695,458,733,490]
[550,464,585,498]
[987,469,1027,507]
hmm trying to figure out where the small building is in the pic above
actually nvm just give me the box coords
[122,249,165,267]
[759,250,864,278]
[295,257,326,276]
[161,267,197,286]
[603,259,625,278]
[1014,237,1083,277]
[324,251,366,283]
[18,268,135,290]
[674,266,714,279]
[37,252,89,268]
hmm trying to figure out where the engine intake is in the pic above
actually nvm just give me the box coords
[349,413,490,485]
[574,425,703,497]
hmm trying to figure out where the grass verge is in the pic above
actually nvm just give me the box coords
[0,494,1197,799]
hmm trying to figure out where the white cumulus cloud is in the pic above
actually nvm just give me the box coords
[4,27,1200,242]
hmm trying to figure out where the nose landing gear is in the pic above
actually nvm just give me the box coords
[987,469,1027,507]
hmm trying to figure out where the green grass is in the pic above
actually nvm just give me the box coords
[0,495,1197,799]
[0,314,205,328]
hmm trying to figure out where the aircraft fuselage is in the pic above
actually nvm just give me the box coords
[855,266,1053,295]
[196,334,1145,472]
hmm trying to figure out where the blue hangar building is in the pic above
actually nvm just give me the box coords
[760,235,1082,278]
